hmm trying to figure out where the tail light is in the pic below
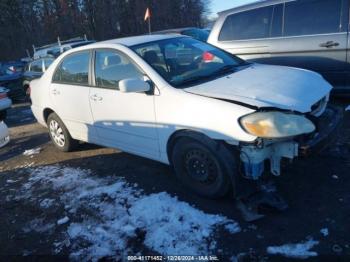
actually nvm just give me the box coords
[8,66,16,73]
[0,92,7,99]
[202,51,214,62]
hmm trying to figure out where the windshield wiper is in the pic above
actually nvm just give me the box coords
[173,74,215,88]
[211,64,237,76]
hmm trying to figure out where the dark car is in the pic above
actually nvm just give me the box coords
[0,62,26,101]
[22,57,54,93]
[154,27,210,42]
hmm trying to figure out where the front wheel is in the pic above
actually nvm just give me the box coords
[47,113,78,152]
[171,137,236,199]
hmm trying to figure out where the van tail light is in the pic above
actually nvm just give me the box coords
[0,92,7,99]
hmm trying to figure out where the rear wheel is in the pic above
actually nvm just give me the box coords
[171,136,236,199]
[47,113,78,152]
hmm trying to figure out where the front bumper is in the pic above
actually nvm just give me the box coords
[299,105,343,156]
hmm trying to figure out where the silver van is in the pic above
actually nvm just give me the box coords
[208,0,350,94]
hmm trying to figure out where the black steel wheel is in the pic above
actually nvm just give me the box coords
[172,136,236,199]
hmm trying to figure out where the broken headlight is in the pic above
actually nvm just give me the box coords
[239,111,315,138]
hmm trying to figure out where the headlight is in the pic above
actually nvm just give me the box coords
[240,111,315,138]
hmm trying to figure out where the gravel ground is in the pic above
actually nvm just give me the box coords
[0,101,349,261]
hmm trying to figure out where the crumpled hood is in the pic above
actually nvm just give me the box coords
[184,64,332,113]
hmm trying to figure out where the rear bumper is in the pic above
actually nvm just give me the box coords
[299,105,343,156]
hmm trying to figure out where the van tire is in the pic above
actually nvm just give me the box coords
[171,136,236,199]
[47,112,78,152]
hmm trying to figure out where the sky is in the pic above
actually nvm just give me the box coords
[209,0,258,17]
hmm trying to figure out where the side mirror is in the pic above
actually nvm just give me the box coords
[119,78,151,93]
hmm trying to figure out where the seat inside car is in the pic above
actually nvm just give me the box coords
[143,50,168,78]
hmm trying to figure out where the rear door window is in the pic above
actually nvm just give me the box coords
[53,51,90,85]
[284,0,343,36]
[219,5,274,41]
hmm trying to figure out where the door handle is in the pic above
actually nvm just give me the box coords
[319,41,339,48]
[52,89,60,95]
[90,94,103,101]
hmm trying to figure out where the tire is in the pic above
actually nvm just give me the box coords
[0,110,7,121]
[171,136,237,199]
[47,112,78,152]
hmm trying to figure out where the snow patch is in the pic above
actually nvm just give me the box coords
[16,165,240,261]
[22,218,55,234]
[40,198,55,209]
[23,147,41,156]
[57,216,70,225]
[267,239,319,259]
[346,105,350,111]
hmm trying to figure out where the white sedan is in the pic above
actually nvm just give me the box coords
[0,87,12,121]
[30,35,341,198]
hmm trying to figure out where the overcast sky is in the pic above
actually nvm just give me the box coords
[209,0,258,17]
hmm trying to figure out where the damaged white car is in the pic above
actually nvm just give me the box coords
[30,35,341,199]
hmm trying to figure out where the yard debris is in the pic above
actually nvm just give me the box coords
[23,147,41,156]
[267,239,319,259]
[320,228,329,237]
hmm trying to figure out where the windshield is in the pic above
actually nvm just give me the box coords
[131,37,246,88]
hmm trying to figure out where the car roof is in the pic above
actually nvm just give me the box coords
[154,27,198,34]
[96,34,183,47]
[218,0,292,16]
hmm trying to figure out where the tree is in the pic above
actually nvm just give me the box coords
[0,0,210,60]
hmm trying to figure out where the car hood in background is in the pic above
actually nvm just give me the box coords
[184,64,332,113]
[0,72,22,82]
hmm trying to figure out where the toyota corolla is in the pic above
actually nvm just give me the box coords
[30,35,342,198]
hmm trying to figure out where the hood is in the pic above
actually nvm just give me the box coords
[0,72,22,82]
[184,64,332,113]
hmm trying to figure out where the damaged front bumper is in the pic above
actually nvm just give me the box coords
[239,105,343,180]
[299,105,343,156]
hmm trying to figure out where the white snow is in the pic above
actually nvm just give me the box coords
[320,228,329,237]
[267,239,319,259]
[22,218,55,234]
[332,175,339,179]
[57,216,70,225]
[346,105,350,111]
[23,147,41,156]
[15,165,240,261]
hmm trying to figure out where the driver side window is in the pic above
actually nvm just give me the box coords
[95,50,143,89]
